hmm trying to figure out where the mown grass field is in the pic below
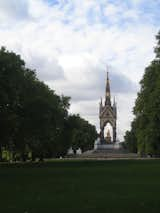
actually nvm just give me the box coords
[1,160,160,213]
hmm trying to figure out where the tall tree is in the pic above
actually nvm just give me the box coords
[125,31,160,156]
[0,47,71,160]
[0,47,97,160]
[0,47,27,158]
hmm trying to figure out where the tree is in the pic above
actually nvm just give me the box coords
[124,120,137,153]
[0,47,97,160]
[67,114,97,152]
[0,47,27,159]
[0,47,71,160]
[126,31,160,156]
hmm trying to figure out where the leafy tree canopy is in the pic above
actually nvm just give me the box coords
[0,47,97,161]
[124,31,160,156]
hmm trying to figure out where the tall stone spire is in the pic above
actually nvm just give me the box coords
[105,72,111,106]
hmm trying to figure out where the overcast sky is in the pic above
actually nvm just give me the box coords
[0,0,159,140]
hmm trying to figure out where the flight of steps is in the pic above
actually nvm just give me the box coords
[78,149,138,159]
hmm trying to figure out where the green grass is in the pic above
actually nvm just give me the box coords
[1,160,160,213]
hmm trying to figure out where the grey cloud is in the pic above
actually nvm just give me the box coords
[109,72,138,93]
[78,68,138,100]
[60,86,102,102]
[51,67,138,103]
[91,66,138,94]
[27,54,65,81]
[78,66,138,94]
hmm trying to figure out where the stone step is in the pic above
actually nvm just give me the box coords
[79,152,138,159]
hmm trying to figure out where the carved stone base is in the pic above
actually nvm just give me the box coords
[94,142,121,151]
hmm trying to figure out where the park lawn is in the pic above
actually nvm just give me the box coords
[1,160,160,213]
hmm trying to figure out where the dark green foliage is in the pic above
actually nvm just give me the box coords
[124,31,160,155]
[124,120,137,153]
[0,47,97,160]
[1,160,160,213]
[67,114,97,152]
[155,31,160,59]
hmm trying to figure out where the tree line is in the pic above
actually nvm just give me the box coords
[0,47,97,161]
[124,31,160,156]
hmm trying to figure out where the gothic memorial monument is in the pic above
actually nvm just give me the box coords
[99,72,117,143]
[95,72,118,150]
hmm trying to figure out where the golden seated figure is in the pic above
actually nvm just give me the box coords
[105,129,111,144]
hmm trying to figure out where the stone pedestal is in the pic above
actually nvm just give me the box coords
[94,143,120,150]
[94,137,121,151]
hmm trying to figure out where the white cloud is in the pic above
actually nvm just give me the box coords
[0,0,29,25]
[104,4,119,17]
[0,0,159,140]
